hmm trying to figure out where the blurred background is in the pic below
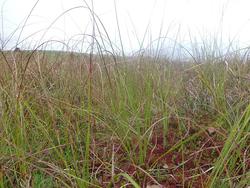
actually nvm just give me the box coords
[1,0,250,56]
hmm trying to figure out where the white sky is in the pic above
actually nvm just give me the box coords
[1,0,250,54]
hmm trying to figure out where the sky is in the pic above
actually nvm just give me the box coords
[1,0,250,55]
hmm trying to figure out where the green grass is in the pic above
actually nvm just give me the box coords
[0,50,249,187]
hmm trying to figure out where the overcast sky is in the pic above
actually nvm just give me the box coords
[1,0,250,54]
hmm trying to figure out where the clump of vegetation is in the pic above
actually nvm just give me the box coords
[0,49,249,187]
[0,2,250,187]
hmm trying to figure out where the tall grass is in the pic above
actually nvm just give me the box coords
[0,1,250,187]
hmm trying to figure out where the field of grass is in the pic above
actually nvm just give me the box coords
[0,48,249,188]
